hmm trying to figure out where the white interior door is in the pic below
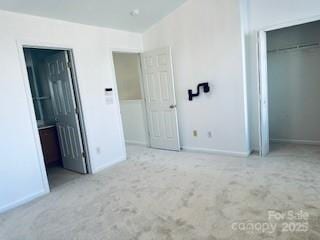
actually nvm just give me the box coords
[45,51,87,173]
[258,31,270,156]
[141,47,180,151]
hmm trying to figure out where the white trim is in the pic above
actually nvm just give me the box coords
[259,14,320,32]
[126,140,148,146]
[167,47,181,151]
[257,31,269,156]
[109,49,135,156]
[256,32,263,156]
[0,190,49,214]
[16,40,50,196]
[18,39,74,51]
[91,155,127,174]
[182,147,251,158]
[111,48,142,54]
[239,0,250,154]
[270,139,320,146]
[137,53,151,148]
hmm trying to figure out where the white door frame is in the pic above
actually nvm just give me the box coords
[257,30,269,157]
[17,40,92,193]
[109,48,151,149]
[257,15,320,156]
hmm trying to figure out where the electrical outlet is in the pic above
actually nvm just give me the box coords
[193,130,198,137]
[208,131,212,138]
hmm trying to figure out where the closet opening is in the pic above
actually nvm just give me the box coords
[23,47,90,189]
[258,20,320,156]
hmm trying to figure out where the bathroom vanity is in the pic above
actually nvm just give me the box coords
[38,122,62,167]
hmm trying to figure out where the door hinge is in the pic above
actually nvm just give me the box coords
[75,108,79,115]
[82,152,86,159]
[67,61,72,69]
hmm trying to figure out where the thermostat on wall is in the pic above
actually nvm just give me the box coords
[104,88,113,104]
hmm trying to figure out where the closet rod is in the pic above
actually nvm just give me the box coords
[268,42,320,53]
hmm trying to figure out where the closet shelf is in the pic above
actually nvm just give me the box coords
[268,42,320,53]
[32,96,51,101]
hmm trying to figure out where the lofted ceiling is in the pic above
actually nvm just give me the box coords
[0,0,187,32]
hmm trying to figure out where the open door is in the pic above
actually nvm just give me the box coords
[141,47,180,151]
[45,51,87,173]
[258,31,270,156]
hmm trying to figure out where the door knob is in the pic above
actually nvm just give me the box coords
[169,105,176,109]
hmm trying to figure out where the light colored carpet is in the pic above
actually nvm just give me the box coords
[46,167,83,189]
[1,144,320,240]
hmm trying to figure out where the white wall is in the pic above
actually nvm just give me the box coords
[143,0,249,155]
[246,0,320,150]
[0,10,142,213]
[120,100,148,145]
[113,53,142,100]
[267,22,320,143]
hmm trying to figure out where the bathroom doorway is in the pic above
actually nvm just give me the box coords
[23,47,90,189]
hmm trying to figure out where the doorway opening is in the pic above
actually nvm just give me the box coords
[23,47,89,189]
[112,48,181,151]
[258,20,320,157]
[113,52,149,147]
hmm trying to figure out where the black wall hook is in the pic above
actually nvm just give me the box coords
[188,82,210,101]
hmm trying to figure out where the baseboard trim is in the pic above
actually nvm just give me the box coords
[125,140,147,146]
[182,146,251,157]
[270,138,320,146]
[92,155,127,174]
[0,189,49,214]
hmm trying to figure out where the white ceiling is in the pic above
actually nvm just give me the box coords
[0,0,187,32]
